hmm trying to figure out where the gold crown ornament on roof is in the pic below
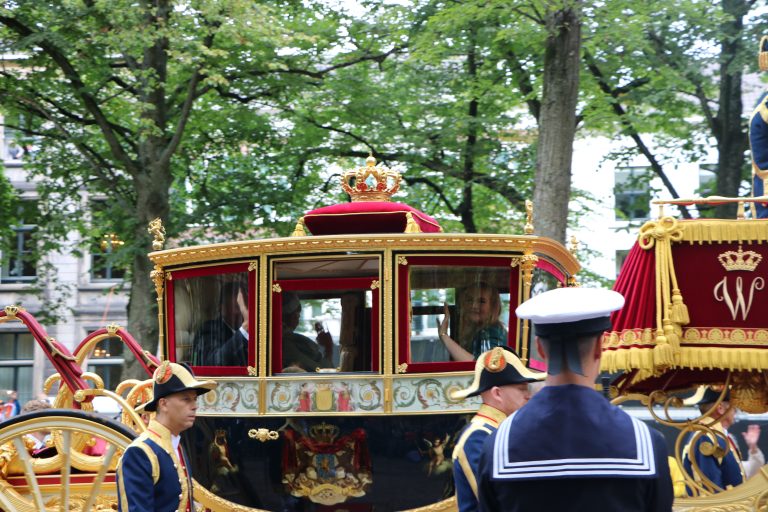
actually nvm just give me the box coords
[718,246,762,272]
[341,155,402,202]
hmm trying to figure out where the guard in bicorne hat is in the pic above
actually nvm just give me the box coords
[117,361,217,512]
[682,386,764,494]
[450,347,545,512]
[477,287,674,512]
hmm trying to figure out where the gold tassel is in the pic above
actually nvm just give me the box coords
[653,332,674,369]
[404,212,421,233]
[670,288,690,325]
[662,320,681,364]
[291,217,307,237]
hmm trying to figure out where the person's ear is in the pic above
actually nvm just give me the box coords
[593,337,602,360]
[536,337,546,361]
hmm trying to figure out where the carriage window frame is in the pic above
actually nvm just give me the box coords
[167,262,255,376]
[397,255,522,373]
[271,277,380,375]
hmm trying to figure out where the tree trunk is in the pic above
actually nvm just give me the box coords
[124,167,172,379]
[714,0,749,219]
[460,26,479,233]
[533,2,582,243]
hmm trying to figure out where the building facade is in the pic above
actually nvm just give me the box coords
[0,127,127,406]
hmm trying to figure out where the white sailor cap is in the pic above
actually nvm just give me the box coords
[516,287,625,338]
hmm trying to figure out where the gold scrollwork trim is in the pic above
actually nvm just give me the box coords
[397,256,408,266]
[272,283,282,293]
[150,264,165,298]
[370,280,380,290]
[403,496,458,512]
[194,480,268,512]
[148,234,579,278]
[248,428,279,442]
[248,261,258,272]
[396,363,408,374]
[247,366,258,376]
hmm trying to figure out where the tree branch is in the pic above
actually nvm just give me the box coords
[0,14,139,176]
[584,50,691,218]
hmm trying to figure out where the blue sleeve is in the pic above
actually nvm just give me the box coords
[750,101,768,171]
[453,430,487,512]
[477,432,500,512]
[118,445,154,512]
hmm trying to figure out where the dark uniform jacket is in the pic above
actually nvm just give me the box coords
[117,419,193,512]
[749,91,768,218]
[682,423,744,493]
[477,385,673,512]
[452,404,507,512]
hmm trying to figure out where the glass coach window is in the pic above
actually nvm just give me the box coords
[168,262,253,376]
[271,257,380,374]
[397,256,520,373]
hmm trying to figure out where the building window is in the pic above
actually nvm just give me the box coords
[1,200,38,283]
[86,336,124,390]
[614,167,651,221]
[0,332,35,405]
[698,164,717,196]
[615,249,630,277]
[91,233,126,281]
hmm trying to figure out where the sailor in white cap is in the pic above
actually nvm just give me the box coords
[476,287,673,512]
[451,347,544,512]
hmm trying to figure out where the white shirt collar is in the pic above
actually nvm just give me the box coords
[172,434,181,451]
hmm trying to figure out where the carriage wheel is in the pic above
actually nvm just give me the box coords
[0,409,136,512]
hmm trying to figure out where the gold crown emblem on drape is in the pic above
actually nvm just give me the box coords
[341,156,402,202]
[718,246,762,272]
[310,422,340,443]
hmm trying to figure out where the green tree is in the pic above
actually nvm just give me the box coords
[0,0,392,374]
[582,0,764,219]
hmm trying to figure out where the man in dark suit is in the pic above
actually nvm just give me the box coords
[117,362,217,511]
[192,281,249,366]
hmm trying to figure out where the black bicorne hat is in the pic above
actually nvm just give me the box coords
[450,347,545,400]
[137,361,217,412]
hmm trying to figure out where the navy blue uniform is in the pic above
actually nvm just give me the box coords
[452,405,507,512]
[749,91,768,218]
[478,385,673,512]
[117,420,193,512]
[682,425,744,493]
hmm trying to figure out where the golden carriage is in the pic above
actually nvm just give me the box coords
[0,160,766,511]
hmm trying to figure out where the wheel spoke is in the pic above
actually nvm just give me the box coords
[12,437,44,511]
[82,443,118,512]
[59,430,71,512]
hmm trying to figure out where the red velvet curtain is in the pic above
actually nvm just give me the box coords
[610,242,656,332]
